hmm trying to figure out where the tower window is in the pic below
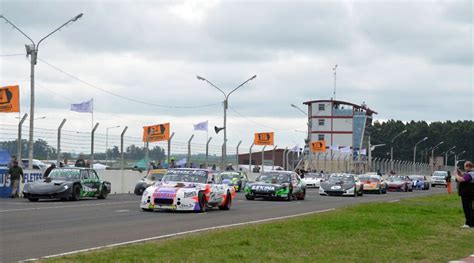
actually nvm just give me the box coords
[318,134,325,141]
[318,104,325,111]
[318,119,325,126]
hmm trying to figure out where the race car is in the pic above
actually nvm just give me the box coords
[431,171,448,187]
[244,171,306,201]
[302,173,324,188]
[134,169,167,195]
[386,175,413,192]
[319,174,364,197]
[218,171,249,192]
[359,174,388,194]
[410,175,430,190]
[140,168,235,212]
[23,168,111,201]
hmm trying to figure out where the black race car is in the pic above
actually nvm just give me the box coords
[244,171,306,201]
[22,168,111,201]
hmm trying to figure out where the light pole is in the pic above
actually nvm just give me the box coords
[105,125,120,167]
[291,104,310,163]
[455,150,466,165]
[197,75,257,167]
[333,64,338,100]
[390,129,407,171]
[430,141,444,170]
[1,13,83,169]
[444,146,456,167]
[413,136,428,173]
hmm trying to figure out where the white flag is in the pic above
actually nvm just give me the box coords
[360,148,367,155]
[193,121,208,132]
[331,145,339,151]
[71,99,93,113]
[291,145,300,152]
[341,146,351,153]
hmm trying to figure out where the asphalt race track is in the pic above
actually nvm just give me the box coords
[0,187,450,262]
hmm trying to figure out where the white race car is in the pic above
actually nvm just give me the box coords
[302,173,324,188]
[140,168,236,212]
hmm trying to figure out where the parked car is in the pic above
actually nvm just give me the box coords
[319,174,364,197]
[386,175,413,192]
[244,171,306,201]
[23,167,111,201]
[359,174,388,194]
[302,172,324,188]
[218,171,249,192]
[21,159,48,170]
[431,171,448,188]
[134,169,167,195]
[411,175,430,190]
[140,168,235,212]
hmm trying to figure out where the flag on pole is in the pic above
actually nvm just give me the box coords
[341,146,351,153]
[71,99,93,113]
[360,148,367,155]
[291,145,300,152]
[331,144,339,151]
[193,121,208,132]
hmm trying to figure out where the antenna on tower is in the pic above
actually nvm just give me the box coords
[333,64,338,100]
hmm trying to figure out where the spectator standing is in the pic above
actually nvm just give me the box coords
[7,161,24,198]
[43,163,56,178]
[8,155,17,169]
[446,171,452,194]
[454,161,474,228]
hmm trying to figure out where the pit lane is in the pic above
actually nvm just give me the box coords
[0,187,449,262]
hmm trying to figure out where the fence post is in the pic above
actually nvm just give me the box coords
[187,134,194,168]
[249,143,254,173]
[236,140,242,168]
[205,137,212,168]
[17,113,28,161]
[272,145,277,170]
[120,126,128,170]
[261,145,267,172]
[167,132,175,166]
[283,147,288,170]
[57,118,66,165]
[286,150,291,171]
[91,123,99,168]
[221,143,225,170]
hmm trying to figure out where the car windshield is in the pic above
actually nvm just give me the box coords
[257,173,291,184]
[48,169,81,180]
[162,170,208,184]
[146,170,166,181]
[433,171,447,177]
[328,176,354,183]
[387,176,405,182]
[359,177,380,183]
[220,172,240,180]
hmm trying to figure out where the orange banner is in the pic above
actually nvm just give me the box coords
[143,123,170,142]
[0,85,20,113]
[254,132,274,146]
[311,140,326,152]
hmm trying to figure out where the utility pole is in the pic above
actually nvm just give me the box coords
[333,64,338,100]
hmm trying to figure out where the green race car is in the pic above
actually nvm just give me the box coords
[244,171,306,201]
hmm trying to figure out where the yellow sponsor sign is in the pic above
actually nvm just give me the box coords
[0,85,20,113]
[143,123,170,142]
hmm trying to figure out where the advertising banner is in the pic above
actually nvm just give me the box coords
[0,85,20,113]
[311,140,326,153]
[254,132,274,146]
[143,123,170,142]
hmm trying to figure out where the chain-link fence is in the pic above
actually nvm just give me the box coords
[0,123,451,175]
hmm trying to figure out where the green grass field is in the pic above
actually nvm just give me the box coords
[43,194,473,263]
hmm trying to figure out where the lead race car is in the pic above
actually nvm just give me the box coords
[140,168,236,212]
[244,171,306,201]
[22,168,111,201]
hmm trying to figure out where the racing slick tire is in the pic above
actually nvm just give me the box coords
[297,189,306,200]
[70,184,81,201]
[98,184,108,199]
[286,187,293,201]
[197,191,207,213]
[218,192,232,210]
[245,195,254,200]
[28,198,39,202]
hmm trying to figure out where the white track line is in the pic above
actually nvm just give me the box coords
[21,208,335,262]
[0,201,136,213]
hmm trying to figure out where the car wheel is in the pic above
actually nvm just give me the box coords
[245,195,254,200]
[28,198,39,202]
[219,192,232,210]
[141,208,152,212]
[136,187,144,196]
[70,184,81,201]
[286,187,293,201]
[359,188,364,196]
[297,189,306,200]
[197,191,207,213]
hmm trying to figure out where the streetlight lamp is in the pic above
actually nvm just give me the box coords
[454,150,466,166]
[390,129,407,171]
[1,13,83,169]
[105,125,120,167]
[444,146,456,167]
[196,75,257,168]
[413,137,428,174]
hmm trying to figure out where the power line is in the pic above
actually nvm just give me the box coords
[0,53,25,57]
[37,57,221,109]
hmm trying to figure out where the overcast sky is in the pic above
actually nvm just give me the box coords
[0,0,472,152]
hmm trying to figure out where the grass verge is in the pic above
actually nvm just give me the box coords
[43,194,473,263]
